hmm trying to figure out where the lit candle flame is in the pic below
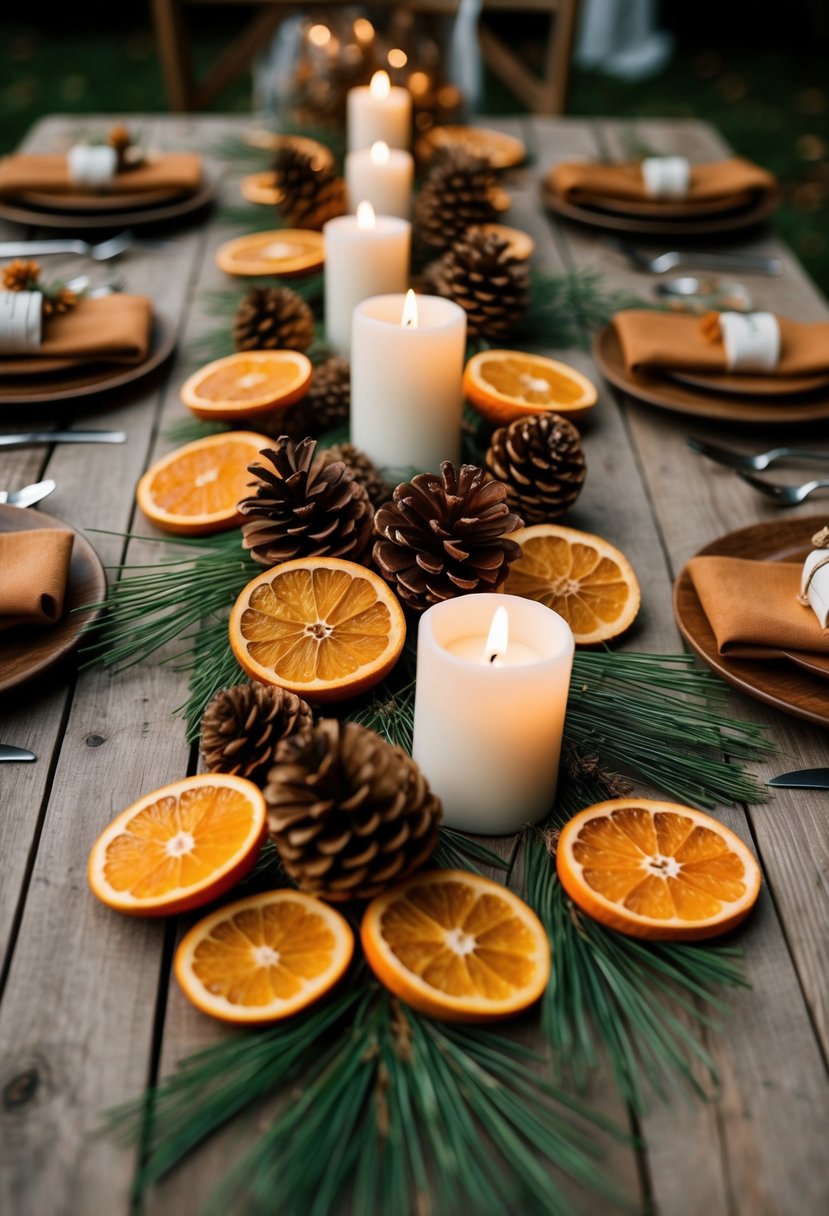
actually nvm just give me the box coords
[356,200,376,229]
[370,70,391,99]
[484,606,509,664]
[370,140,390,165]
[401,289,418,329]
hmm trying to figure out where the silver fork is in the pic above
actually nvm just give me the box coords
[687,436,829,470]
[738,470,829,505]
[64,273,127,297]
[608,239,782,276]
[0,232,133,261]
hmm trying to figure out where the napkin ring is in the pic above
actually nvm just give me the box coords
[797,526,829,607]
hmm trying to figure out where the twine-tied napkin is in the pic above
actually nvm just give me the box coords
[0,529,74,631]
[545,156,776,214]
[0,151,203,201]
[0,294,153,374]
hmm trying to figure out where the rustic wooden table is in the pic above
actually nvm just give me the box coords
[1,114,828,1216]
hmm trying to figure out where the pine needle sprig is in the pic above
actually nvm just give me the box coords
[523,831,748,1111]
[511,267,647,348]
[433,827,511,874]
[163,418,230,445]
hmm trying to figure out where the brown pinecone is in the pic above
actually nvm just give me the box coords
[238,435,374,567]
[273,144,346,230]
[2,258,40,292]
[233,286,315,353]
[373,462,523,613]
[423,229,529,339]
[265,719,441,901]
[485,414,586,523]
[200,683,313,787]
[414,148,500,252]
[280,356,350,439]
[314,444,391,508]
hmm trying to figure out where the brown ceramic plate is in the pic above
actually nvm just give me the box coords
[0,312,176,406]
[18,186,184,211]
[674,516,829,728]
[416,126,526,169]
[668,367,829,396]
[541,181,779,237]
[0,175,216,231]
[569,190,756,219]
[0,505,106,693]
[593,324,829,425]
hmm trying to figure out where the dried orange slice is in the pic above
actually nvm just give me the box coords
[136,431,270,536]
[556,799,762,941]
[181,351,312,423]
[88,774,266,916]
[464,350,598,426]
[215,230,324,277]
[229,557,406,703]
[175,890,354,1025]
[505,524,640,644]
[468,223,534,260]
[242,130,335,169]
[416,125,526,170]
[361,870,550,1022]
[240,172,284,205]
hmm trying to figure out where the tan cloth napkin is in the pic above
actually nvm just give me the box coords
[546,157,775,211]
[687,556,829,670]
[612,310,829,379]
[0,152,203,200]
[0,529,74,631]
[0,295,153,373]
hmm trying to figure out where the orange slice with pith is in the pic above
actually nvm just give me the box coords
[136,431,270,536]
[464,350,598,426]
[180,351,312,422]
[215,230,324,277]
[175,890,354,1024]
[505,524,640,645]
[361,869,550,1023]
[556,799,762,940]
[87,774,266,916]
[229,557,406,703]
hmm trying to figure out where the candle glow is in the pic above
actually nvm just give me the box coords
[484,606,509,664]
[370,70,391,100]
[401,289,418,329]
[370,140,390,165]
[356,200,376,229]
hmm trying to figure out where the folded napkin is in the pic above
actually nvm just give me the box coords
[687,556,829,672]
[0,295,153,373]
[0,529,74,631]
[0,152,203,201]
[546,157,775,211]
[612,310,829,379]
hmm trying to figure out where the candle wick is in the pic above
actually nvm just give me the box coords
[488,652,498,664]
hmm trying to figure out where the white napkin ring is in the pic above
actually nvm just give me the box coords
[0,291,42,354]
[719,311,780,372]
[68,144,117,187]
[800,550,829,628]
[641,156,690,199]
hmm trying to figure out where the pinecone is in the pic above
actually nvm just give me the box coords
[373,462,523,613]
[314,444,391,508]
[265,719,441,901]
[414,148,500,252]
[273,144,346,230]
[423,230,529,339]
[233,286,315,353]
[200,683,313,787]
[2,259,40,292]
[486,414,586,523]
[280,356,350,439]
[238,435,374,567]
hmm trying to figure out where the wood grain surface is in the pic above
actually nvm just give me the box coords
[0,113,827,1216]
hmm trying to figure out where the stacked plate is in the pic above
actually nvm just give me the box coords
[0,174,215,232]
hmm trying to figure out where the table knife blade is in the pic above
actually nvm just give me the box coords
[767,767,829,789]
[0,744,37,762]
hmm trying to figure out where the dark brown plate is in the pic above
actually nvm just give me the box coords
[669,367,829,396]
[18,186,184,211]
[572,190,755,219]
[0,175,216,231]
[541,181,779,237]
[0,504,106,693]
[674,516,829,728]
[593,324,829,425]
[0,312,176,406]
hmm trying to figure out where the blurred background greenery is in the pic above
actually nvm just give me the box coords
[1,5,826,288]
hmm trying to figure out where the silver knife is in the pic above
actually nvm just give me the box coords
[0,744,37,762]
[767,768,829,789]
[0,479,56,508]
[0,431,126,448]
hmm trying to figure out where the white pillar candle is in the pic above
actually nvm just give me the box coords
[413,595,574,834]
[345,141,414,220]
[351,291,465,472]
[323,204,410,357]
[347,70,412,152]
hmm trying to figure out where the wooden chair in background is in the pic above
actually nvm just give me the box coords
[150,0,581,115]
